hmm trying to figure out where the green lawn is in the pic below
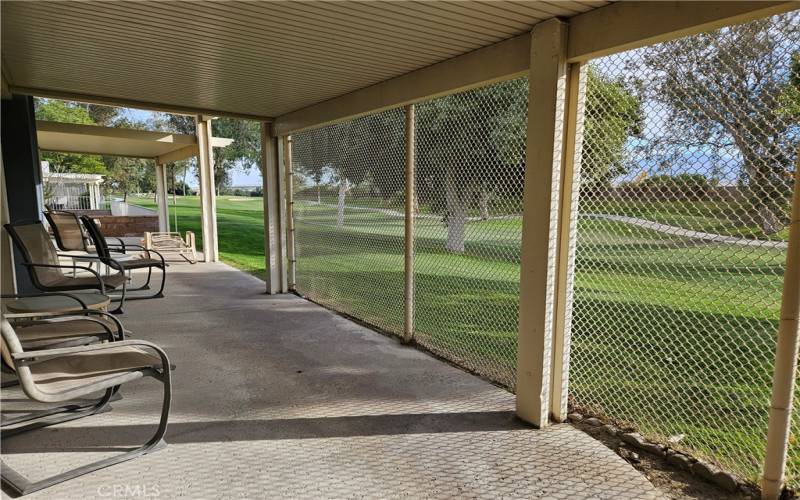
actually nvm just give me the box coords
[130,194,797,487]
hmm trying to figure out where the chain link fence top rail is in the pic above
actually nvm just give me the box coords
[413,78,527,388]
[292,108,407,335]
[568,11,799,486]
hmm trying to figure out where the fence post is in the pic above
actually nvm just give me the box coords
[404,104,416,343]
[762,153,800,499]
[284,135,296,290]
[261,122,288,294]
[516,18,570,428]
[549,62,587,422]
[195,115,218,262]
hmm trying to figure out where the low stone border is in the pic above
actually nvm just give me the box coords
[567,412,746,495]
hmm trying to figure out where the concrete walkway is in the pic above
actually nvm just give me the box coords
[2,261,659,499]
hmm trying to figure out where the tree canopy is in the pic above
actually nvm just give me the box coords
[641,15,798,233]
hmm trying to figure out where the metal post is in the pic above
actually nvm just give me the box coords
[516,19,570,428]
[404,104,416,344]
[762,154,800,499]
[284,135,296,290]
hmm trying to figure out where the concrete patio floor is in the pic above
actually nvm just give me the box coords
[2,260,660,499]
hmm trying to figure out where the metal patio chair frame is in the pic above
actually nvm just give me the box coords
[79,215,167,301]
[4,221,129,313]
[43,209,128,255]
[0,317,172,496]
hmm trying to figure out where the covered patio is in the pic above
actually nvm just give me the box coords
[2,1,800,498]
[2,260,657,499]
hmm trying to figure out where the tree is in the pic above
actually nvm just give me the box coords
[292,117,388,228]
[290,75,639,253]
[34,99,106,174]
[581,67,643,187]
[415,80,527,252]
[642,15,799,234]
[163,115,261,195]
[779,51,800,120]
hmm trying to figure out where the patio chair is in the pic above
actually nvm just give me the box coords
[43,209,128,254]
[1,293,126,392]
[2,292,125,350]
[0,317,172,496]
[80,216,167,301]
[4,221,129,313]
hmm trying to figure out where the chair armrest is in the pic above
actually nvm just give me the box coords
[104,237,127,252]
[58,254,127,274]
[1,291,89,309]
[15,314,118,344]
[23,262,107,294]
[12,309,125,341]
[13,339,171,371]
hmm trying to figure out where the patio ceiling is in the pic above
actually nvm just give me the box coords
[36,120,234,164]
[1,1,609,120]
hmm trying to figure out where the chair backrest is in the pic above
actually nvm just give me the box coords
[44,210,90,252]
[3,221,65,288]
[79,215,112,264]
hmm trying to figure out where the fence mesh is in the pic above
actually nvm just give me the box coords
[413,78,527,388]
[289,11,799,489]
[292,108,407,335]
[568,11,799,485]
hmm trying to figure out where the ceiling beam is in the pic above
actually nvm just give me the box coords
[12,86,274,123]
[274,1,798,135]
[273,33,530,136]
[156,144,198,165]
[567,1,799,62]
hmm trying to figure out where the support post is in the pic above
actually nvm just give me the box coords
[195,116,218,262]
[404,104,416,343]
[1,151,16,295]
[516,19,570,428]
[762,154,800,499]
[155,162,169,233]
[261,122,287,294]
[284,135,296,290]
[549,62,587,422]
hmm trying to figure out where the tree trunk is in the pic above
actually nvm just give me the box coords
[445,172,466,253]
[316,184,321,204]
[758,205,782,235]
[123,191,128,203]
[479,184,490,220]
[336,179,348,228]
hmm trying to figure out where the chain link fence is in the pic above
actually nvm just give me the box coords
[413,78,527,388]
[289,11,798,489]
[292,108,407,335]
[568,11,799,485]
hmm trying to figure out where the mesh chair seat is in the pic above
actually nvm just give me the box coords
[30,346,162,394]
[119,257,164,270]
[45,273,127,290]
[15,319,112,349]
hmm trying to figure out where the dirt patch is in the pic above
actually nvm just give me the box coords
[573,421,757,499]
